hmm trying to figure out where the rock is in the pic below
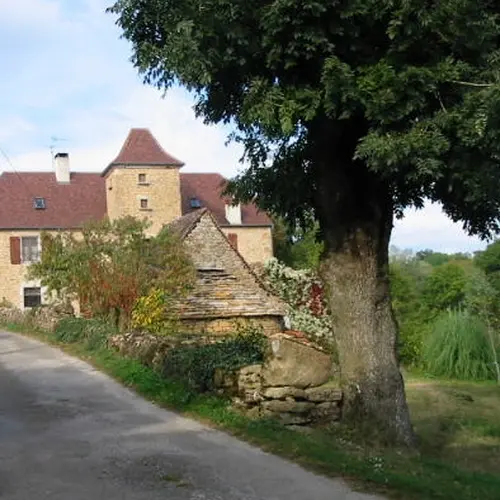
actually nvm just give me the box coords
[305,385,342,402]
[277,413,312,425]
[245,406,262,419]
[239,364,262,376]
[261,400,315,414]
[310,402,341,424]
[262,387,307,400]
[262,335,331,388]
[241,389,263,404]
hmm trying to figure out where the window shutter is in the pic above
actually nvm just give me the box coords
[227,233,238,251]
[10,237,21,265]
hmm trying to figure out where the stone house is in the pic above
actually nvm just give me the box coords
[166,208,285,334]
[0,128,274,310]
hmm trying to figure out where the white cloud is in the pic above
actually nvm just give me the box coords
[391,202,487,253]
[0,0,491,254]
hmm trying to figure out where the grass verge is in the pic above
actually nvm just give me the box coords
[2,321,500,500]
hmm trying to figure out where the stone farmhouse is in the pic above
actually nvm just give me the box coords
[0,129,276,317]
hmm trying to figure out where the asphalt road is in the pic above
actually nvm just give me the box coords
[0,330,381,500]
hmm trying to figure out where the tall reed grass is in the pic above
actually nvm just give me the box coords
[423,309,497,380]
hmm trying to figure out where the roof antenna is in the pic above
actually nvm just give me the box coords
[49,136,68,167]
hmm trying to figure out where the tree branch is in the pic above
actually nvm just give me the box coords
[452,80,496,88]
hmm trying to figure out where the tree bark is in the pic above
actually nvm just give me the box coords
[315,154,416,447]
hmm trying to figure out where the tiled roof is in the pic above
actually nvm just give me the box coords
[0,172,106,229]
[180,173,272,226]
[103,128,184,175]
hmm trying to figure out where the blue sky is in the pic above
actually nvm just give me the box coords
[0,0,489,253]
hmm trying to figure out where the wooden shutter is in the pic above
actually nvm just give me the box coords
[10,237,21,265]
[227,233,238,251]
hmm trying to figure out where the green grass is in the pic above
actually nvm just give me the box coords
[3,320,500,500]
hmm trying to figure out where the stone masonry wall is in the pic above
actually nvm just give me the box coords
[178,212,284,319]
[220,226,273,265]
[180,316,283,336]
[105,166,182,236]
[0,230,80,309]
[214,334,342,427]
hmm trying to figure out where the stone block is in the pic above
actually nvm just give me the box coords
[261,400,315,414]
[276,413,312,426]
[310,402,341,424]
[262,335,331,388]
[305,385,342,402]
[261,387,307,400]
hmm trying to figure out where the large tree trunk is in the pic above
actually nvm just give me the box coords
[315,153,416,447]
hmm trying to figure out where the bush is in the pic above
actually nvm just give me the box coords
[260,258,333,343]
[54,317,117,350]
[423,310,497,381]
[162,327,267,391]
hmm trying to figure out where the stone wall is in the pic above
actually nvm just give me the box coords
[180,316,283,336]
[173,211,284,321]
[0,302,73,331]
[105,166,182,236]
[216,334,342,427]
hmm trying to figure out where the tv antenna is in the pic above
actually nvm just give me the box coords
[49,136,68,159]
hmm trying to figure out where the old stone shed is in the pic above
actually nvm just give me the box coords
[166,208,285,335]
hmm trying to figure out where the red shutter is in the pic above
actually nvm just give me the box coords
[227,233,238,251]
[10,237,21,265]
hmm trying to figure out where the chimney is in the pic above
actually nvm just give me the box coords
[54,153,70,183]
[225,203,242,225]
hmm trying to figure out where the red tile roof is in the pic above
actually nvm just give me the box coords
[0,172,107,229]
[0,171,270,229]
[103,128,184,175]
[180,173,272,226]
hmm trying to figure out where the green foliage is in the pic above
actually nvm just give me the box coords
[110,0,500,238]
[29,217,195,328]
[422,263,468,313]
[475,240,500,294]
[272,216,324,270]
[389,262,428,365]
[423,310,496,381]
[163,327,267,392]
[54,317,117,350]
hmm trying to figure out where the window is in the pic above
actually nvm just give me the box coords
[23,287,41,308]
[33,197,46,210]
[21,236,40,263]
[140,198,149,210]
[190,197,201,208]
[138,173,147,184]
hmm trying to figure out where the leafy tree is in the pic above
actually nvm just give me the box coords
[109,0,500,445]
[422,262,468,313]
[475,240,500,294]
[273,216,324,269]
[29,217,195,328]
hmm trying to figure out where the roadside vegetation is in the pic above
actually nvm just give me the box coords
[2,215,499,498]
[1,311,499,500]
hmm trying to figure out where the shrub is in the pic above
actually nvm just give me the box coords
[423,310,497,381]
[162,327,267,391]
[260,258,333,343]
[131,288,176,333]
[54,317,117,350]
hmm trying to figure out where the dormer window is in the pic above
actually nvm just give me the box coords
[33,197,46,210]
[190,197,201,209]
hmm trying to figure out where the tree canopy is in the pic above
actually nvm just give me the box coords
[110,0,500,236]
[108,0,500,446]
